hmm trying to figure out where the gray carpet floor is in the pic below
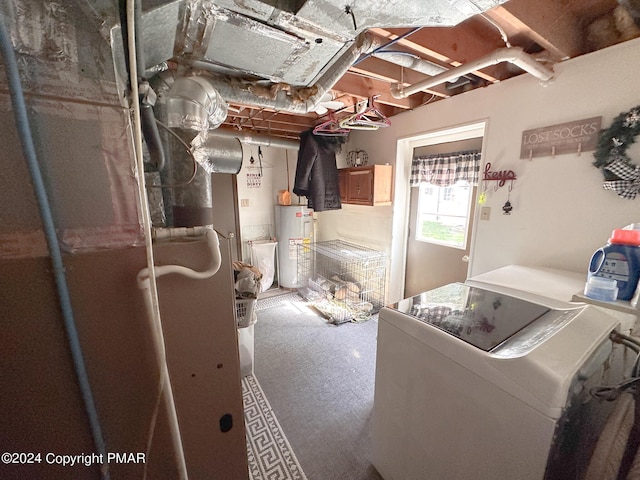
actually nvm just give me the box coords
[254,294,383,480]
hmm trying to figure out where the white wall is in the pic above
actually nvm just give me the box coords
[334,38,640,301]
[315,146,394,251]
[236,144,298,261]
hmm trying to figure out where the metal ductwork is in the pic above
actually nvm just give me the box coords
[208,129,300,150]
[109,0,510,114]
[391,46,555,99]
[191,132,244,173]
[371,51,449,77]
[146,30,377,115]
[165,76,228,131]
[193,32,377,114]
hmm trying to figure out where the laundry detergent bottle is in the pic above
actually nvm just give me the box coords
[589,229,640,301]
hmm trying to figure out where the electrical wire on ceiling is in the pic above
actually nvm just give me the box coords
[353,26,424,66]
[344,5,358,30]
[417,93,439,108]
[479,13,512,48]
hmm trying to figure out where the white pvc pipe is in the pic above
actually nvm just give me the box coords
[126,0,189,478]
[137,276,183,480]
[139,227,222,283]
[136,227,221,480]
[391,46,554,99]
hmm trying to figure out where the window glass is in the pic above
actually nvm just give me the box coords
[415,181,472,249]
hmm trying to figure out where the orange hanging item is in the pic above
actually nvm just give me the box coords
[278,150,292,205]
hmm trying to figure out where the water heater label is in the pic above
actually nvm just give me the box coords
[289,238,302,259]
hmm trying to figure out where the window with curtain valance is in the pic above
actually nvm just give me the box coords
[410,150,482,187]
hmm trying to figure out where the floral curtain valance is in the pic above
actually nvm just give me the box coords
[410,150,482,187]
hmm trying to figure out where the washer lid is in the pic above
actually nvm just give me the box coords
[389,283,551,351]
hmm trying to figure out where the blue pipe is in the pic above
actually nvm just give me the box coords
[0,16,110,480]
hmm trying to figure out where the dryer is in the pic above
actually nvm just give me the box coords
[372,282,623,480]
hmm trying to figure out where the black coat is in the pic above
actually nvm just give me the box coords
[293,130,343,212]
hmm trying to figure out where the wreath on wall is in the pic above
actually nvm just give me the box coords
[593,105,640,199]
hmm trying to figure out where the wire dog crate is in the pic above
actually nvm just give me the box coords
[297,240,387,324]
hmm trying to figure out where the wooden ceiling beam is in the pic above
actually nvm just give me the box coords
[332,72,419,110]
[226,107,316,127]
[219,121,305,138]
[377,27,514,82]
[383,21,503,65]
[369,28,500,83]
[348,57,450,98]
[486,0,595,60]
[224,115,312,133]
[215,1,621,139]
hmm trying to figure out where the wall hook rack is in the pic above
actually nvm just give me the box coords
[483,162,517,188]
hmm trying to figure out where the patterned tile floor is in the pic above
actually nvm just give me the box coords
[242,374,308,480]
[256,291,302,311]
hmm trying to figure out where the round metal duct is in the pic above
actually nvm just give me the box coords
[192,134,243,174]
[165,76,228,131]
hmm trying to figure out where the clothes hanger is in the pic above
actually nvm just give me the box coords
[313,113,351,136]
[339,96,391,130]
[353,96,392,127]
[338,101,379,130]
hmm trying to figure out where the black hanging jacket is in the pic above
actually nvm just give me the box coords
[293,129,343,212]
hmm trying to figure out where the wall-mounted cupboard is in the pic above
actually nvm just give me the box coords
[338,164,393,206]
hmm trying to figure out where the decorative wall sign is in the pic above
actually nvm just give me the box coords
[483,162,516,187]
[247,173,262,188]
[520,117,602,159]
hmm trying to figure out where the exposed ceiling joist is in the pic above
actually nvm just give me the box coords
[332,72,416,110]
[368,27,500,84]
[140,0,638,143]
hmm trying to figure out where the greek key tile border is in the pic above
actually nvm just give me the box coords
[243,375,307,480]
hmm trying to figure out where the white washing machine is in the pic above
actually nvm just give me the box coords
[372,279,624,480]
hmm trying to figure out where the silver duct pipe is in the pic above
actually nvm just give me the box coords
[208,129,299,150]
[192,134,244,173]
[165,76,228,131]
[195,32,377,114]
[391,46,554,99]
[165,128,214,228]
[371,51,449,77]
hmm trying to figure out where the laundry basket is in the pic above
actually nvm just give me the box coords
[235,298,257,328]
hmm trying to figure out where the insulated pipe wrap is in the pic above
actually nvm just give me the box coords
[184,31,377,114]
